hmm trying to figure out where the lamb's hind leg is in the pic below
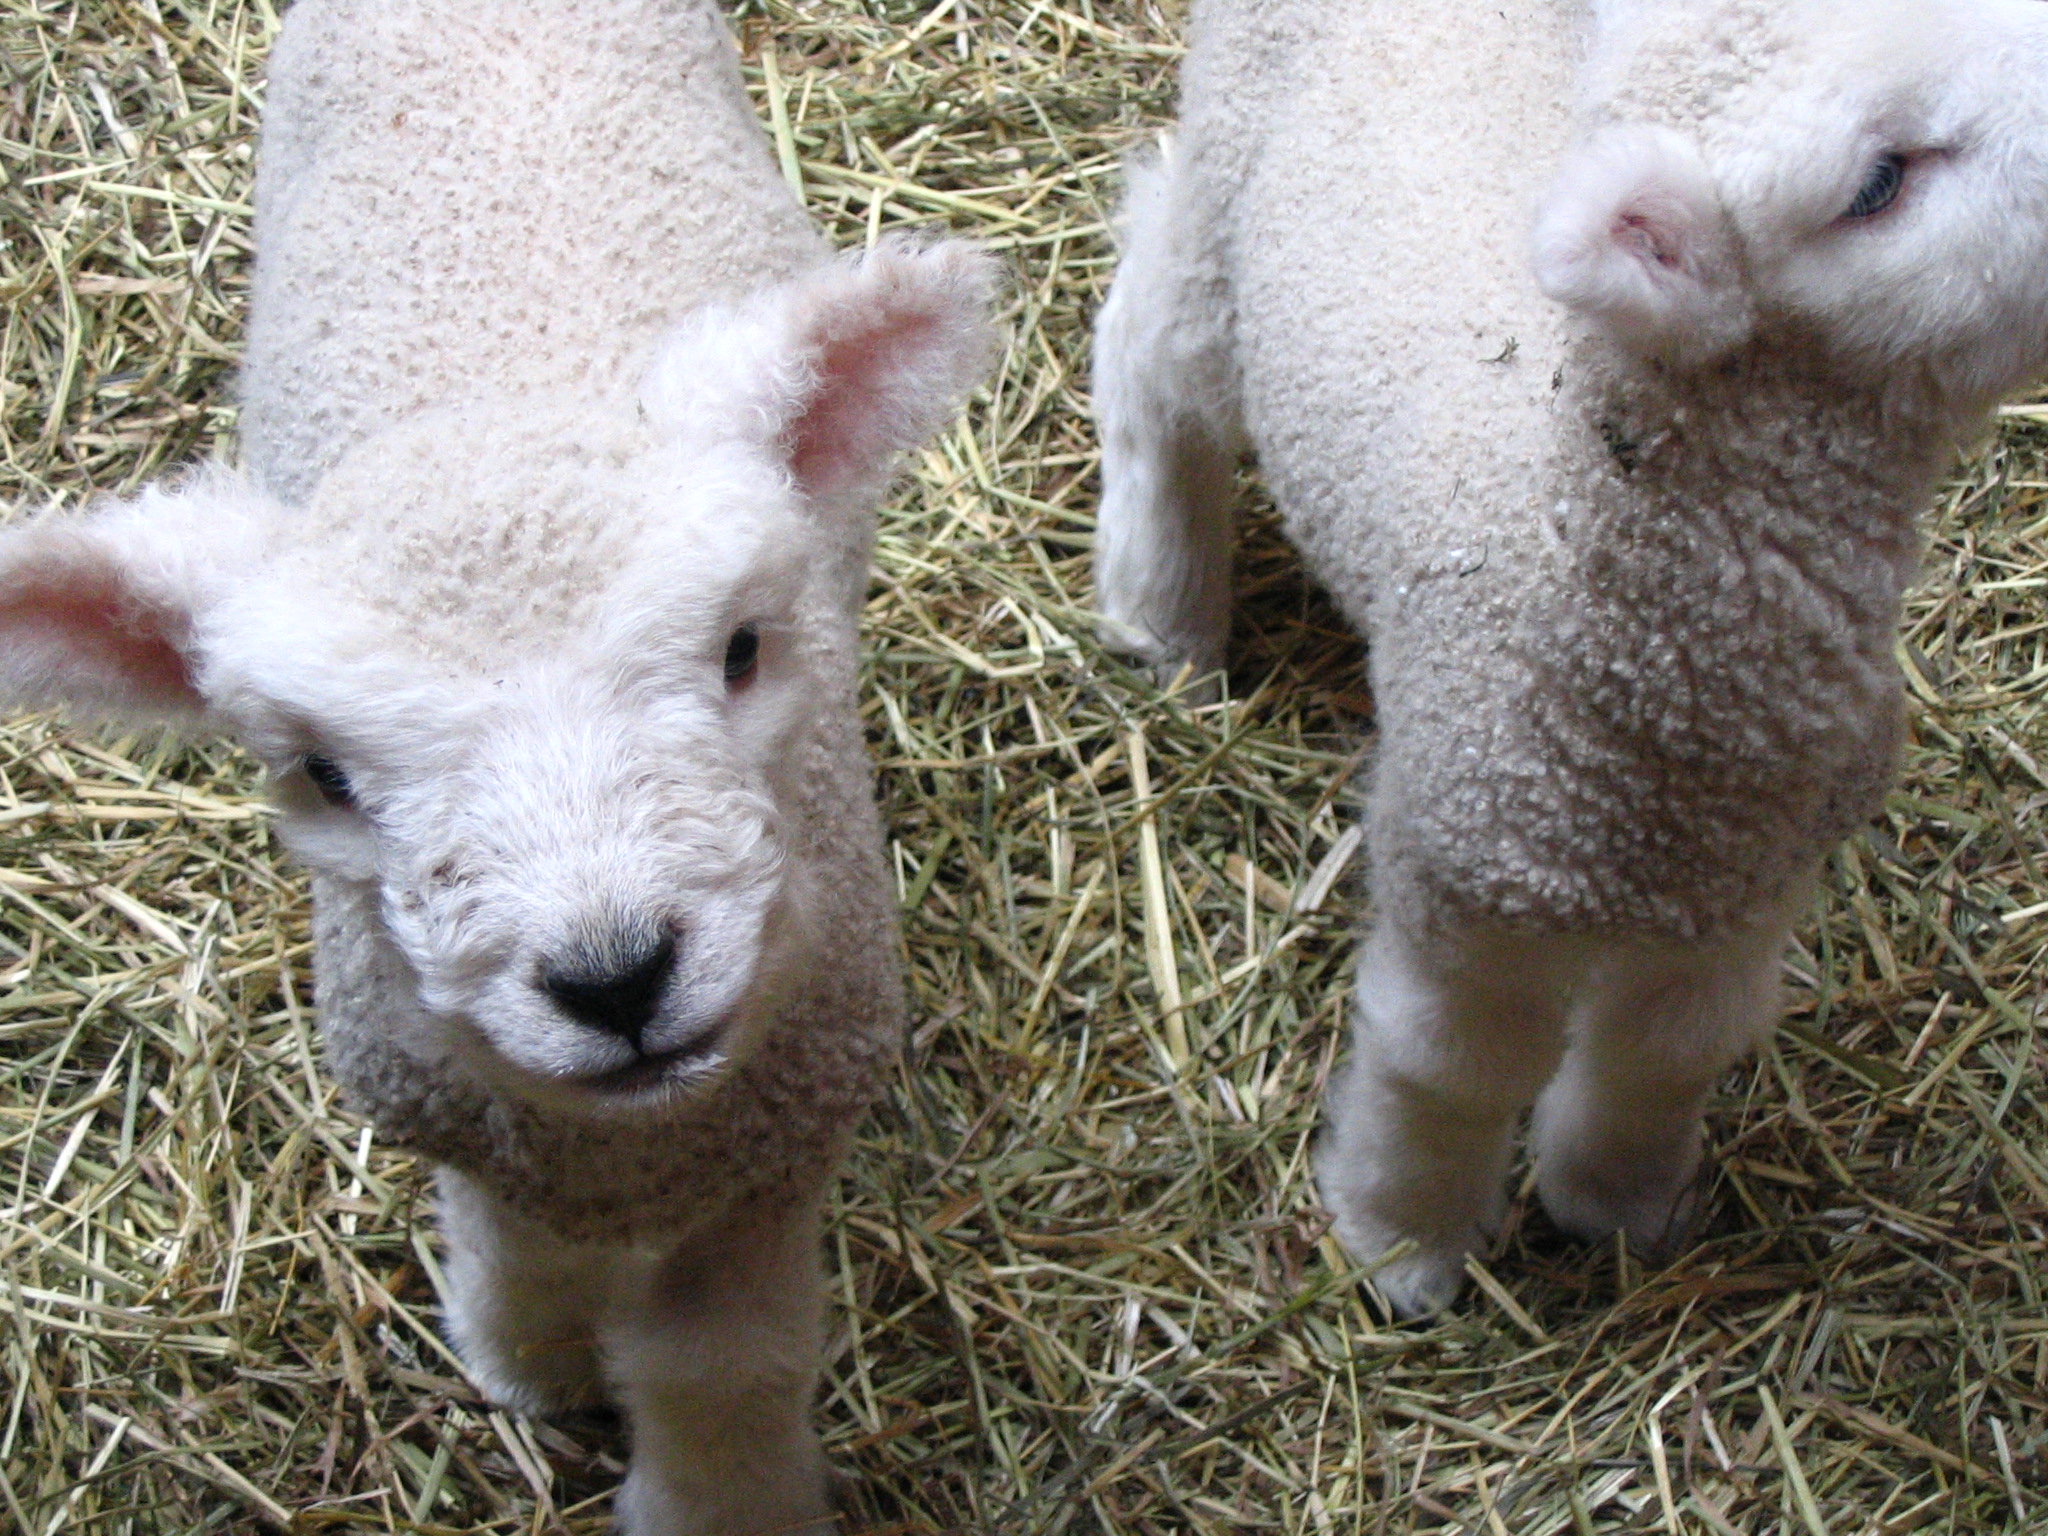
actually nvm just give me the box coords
[606,1197,831,1536]
[1092,148,1245,689]
[437,1167,607,1415]
[1319,917,1579,1317]
[1531,912,1794,1258]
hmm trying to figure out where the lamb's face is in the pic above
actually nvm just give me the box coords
[0,240,995,1111]
[1536,0,2048,409]
[200,413,844,1105]
[1725,0,2048,401]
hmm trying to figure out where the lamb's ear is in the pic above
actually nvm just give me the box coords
[1533,124,1753,364]
[0,475,256,723]
[643,238,999,508]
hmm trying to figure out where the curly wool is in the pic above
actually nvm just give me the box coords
[241,0,824,506]
[1109,0,2048,940]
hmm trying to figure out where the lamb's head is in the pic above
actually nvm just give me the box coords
[1534,0,2048,413]
[0,241,993,1109]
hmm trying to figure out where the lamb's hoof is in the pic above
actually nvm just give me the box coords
[1095,616,1225,703]
[454,1336,606,1420]
[1156,662,1225,707]
[555,1402,626,1436]
[1538,1161,1704,1261]
[1368,1247,1469,1319]
[1094,611,1176,670]
[1329,1214,1475,1320]
[614,1456,831,1536]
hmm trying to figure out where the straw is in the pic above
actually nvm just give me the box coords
[4,1,2044,1530]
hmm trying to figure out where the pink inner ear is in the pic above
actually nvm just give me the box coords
[1614,210,1682,270]
[1,563,197,707]
[785,310,943,502]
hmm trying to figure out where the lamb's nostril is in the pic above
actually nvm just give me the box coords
[542,933,678,1051]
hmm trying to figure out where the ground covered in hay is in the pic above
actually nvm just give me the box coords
[3,2,2047,1532]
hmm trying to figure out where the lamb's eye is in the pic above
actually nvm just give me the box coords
[723,623,760,685]
[302,753,355,809]
[1845,153,1907,220]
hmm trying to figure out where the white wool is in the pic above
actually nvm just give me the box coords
[0,0,993,1525]
[1093,0,2048,1316]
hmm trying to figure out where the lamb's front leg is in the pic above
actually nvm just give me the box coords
[1531,910,1795,1257]
[607,1196,832,1536]
[1092,154,1244,690]
[437,1166,608,1415]
[1319,916,1577,1316]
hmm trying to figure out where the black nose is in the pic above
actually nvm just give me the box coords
[542,933,677,1050]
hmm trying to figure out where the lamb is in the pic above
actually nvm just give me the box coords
[1092,0,2048,1316]
[0,0,991,1527]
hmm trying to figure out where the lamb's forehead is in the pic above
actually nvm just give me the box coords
[1592,0,2046,236]
[289,399,787,665]
[1601,0,2011,134]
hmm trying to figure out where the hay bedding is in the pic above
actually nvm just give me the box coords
[1,0,2045,1530]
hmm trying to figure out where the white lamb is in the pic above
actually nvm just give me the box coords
[1094,0,2048,1315]
[0,0,991,1528]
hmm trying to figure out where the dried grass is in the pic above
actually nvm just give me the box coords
[2,1,2045,1532]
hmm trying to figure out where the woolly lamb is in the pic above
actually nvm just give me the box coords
[1093,0,2048,1315]
[0,0,991,1527]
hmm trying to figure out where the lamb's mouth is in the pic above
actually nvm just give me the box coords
[583,1032,726,1094]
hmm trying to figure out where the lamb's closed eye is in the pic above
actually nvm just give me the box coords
[301,752,355,808]
[1844,152,1908,219]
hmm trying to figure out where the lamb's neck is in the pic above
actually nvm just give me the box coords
[1555,346,1947,661]
[1515,341,1958,804]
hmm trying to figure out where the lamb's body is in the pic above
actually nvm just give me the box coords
[0,0,992,1527]
[258,0,890,1249]
[1096,0,2048,1312]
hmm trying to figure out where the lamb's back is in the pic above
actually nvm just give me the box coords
[241,0,825,505]
[1220,0,1591,896]
[1224,0,1579,621]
